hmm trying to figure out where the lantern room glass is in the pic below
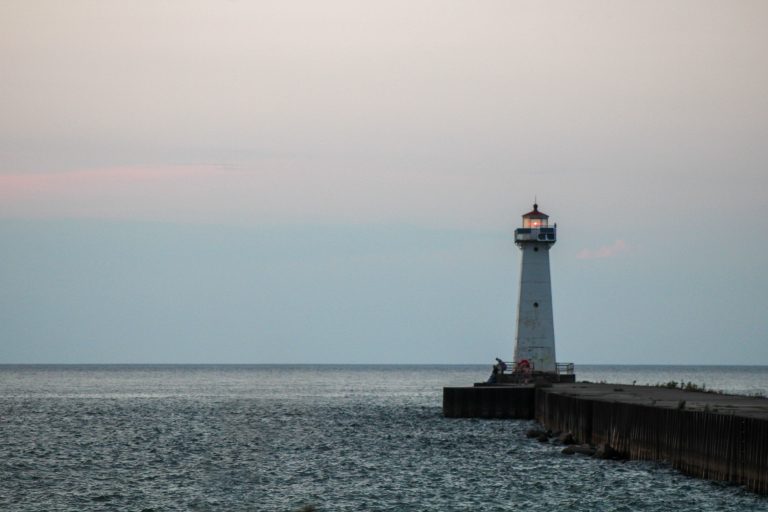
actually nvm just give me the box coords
[523,217,548,228]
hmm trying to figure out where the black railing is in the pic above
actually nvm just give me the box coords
[515,227,556,234]
[497,361,573,375]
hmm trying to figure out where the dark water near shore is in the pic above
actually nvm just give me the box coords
[1,365,767,511]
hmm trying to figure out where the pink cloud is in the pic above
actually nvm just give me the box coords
[577,239,629,259]
[0,165,234,222]
[0,162,517,227]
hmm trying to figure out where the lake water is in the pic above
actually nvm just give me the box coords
[2,364,767,511]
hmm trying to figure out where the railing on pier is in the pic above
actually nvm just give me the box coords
[497,361,573,375]
[488,360,574,384]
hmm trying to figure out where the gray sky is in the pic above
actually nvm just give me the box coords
[1,1,766,364]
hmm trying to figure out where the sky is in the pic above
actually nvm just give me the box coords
[1,0,766,364]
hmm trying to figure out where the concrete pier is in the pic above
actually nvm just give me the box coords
[443,385,535,419]
[443,382,768,493]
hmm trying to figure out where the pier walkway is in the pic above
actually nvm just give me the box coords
[546,382,768,419]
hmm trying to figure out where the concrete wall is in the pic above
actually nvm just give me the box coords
[443,386,535,419]
[535,388,768,494]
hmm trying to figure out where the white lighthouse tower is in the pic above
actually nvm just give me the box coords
[513,203,557,373]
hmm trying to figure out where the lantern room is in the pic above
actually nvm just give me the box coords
[515,203,556,244]
[522,204,548,228]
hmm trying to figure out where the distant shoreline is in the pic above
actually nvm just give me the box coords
[2,363,768,368]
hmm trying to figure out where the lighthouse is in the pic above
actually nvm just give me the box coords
[513,203,557,373]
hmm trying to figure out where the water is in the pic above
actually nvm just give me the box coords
[1,365,767,511]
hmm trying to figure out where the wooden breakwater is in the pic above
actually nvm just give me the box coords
[443,382,768,494]
[535,385,768,494]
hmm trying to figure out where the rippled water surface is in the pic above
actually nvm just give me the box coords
[2,365,767,511]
